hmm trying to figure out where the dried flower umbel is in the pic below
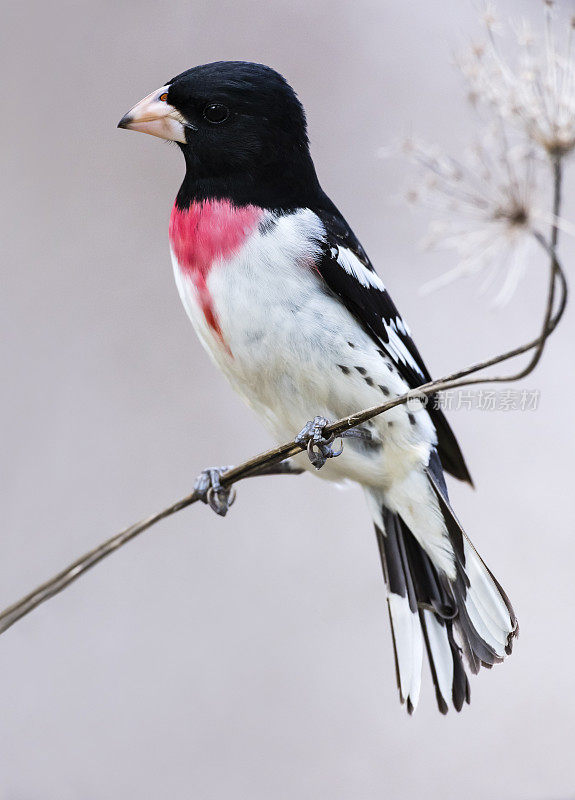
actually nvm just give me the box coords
[402,131,543,303]
[395,2,573,301]
[461,2,575,158]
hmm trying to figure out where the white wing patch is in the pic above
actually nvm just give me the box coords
[394,315,412,337]
[383,317,425,377]
[337,247,386,292]
[334,242,422,379]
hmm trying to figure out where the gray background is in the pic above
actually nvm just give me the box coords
[1,0,573,798]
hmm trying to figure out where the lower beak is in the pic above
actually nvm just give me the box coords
[118,85,187,143]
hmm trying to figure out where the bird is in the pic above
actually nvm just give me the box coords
[118,61,517,713]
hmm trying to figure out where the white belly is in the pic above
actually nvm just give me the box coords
[171,208,435,488]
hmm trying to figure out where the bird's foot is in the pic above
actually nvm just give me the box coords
[193,466,236,517]
[295,416,344,470]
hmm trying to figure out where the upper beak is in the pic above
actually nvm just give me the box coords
[118,85,188,143]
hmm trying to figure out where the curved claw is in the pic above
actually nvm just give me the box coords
[206,484,236,516]
[296,416,345,470]
[194,466,236,517]
[306,437,343,468]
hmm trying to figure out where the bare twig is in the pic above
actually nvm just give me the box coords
[0,165,566,637]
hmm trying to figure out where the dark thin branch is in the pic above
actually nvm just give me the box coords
[0,165,566,637]
[0,462,304,635]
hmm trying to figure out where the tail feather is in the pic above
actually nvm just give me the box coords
[426,466,518,663]
[369,451,517,713]
[375,513,470,713]
[376,513,424,712]
[420,609,470,713]
[419,610,451,714]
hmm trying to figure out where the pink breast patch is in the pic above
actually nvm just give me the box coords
[169,200,263,346]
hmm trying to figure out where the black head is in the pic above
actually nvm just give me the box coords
[118,61,323,210]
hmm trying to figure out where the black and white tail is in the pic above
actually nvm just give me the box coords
[367,451,518,714]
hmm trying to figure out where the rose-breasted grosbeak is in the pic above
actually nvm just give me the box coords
[119,61,517,713]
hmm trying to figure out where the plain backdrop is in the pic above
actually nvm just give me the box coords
[1,0,574,798]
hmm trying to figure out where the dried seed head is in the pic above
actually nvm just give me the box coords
[459,3,575,158]
[400,130,544,303]
[482,1,501,33]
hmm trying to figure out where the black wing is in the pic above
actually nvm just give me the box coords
[313,205,472,485]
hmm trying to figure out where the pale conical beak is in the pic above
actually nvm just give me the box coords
[118,85,188,143]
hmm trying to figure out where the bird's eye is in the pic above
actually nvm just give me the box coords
[203,103,229,124]
[159,93,168,102]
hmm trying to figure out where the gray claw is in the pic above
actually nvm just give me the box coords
[295,416,344,470]
[194,466,236,516]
